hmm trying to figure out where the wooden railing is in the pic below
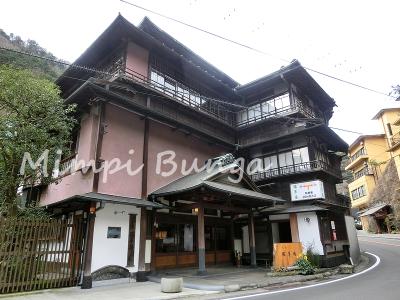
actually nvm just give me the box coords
[121,67,236,126]
[59,154,76,176]
[250,160,341,181]
[101,62,323,128]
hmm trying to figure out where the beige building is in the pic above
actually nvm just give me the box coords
[347,107,400,232]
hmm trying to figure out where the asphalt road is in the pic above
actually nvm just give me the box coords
[223,235,400,300]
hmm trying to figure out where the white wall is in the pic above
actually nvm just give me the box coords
[92,203,141,273]
[296,212,324,255]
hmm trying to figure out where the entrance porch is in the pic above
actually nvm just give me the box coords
[150,156,284,274]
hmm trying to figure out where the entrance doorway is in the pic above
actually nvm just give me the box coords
[278,221,292,242]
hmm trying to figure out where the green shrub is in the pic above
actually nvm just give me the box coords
[295,254,315,275]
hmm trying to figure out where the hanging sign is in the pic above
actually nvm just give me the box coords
[290,180,325,201]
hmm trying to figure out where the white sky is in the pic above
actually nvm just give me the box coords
[1,0,400,144]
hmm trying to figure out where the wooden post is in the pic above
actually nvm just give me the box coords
[197,206,206,275]
[150,209,157,272]
[248,211,257,267]
[290,213,300,242]
[137,207,148,282]
[81,203,96,289]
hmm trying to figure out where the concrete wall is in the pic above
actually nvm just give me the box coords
[125,42,149,78]
[39,110,98,206]
[146,120,224,194]
[91,203,141,273]
[296,212,324,255]
[344,215,360,265]
[97,104,145,198]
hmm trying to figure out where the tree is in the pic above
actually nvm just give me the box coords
[391,85,400,101]
[0,65,75,217]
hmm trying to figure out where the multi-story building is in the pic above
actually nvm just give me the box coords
[346,134,389,210]
[347,108,400,232]
[24,15,351,288]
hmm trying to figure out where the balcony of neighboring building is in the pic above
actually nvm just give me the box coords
[389,130,400,150]
[345,147,368,170]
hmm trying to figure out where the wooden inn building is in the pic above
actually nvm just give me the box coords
[23,15,351,288]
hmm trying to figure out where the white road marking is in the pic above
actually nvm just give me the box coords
[222,252,380,300]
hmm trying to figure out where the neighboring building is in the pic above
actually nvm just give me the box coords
[346,134,389,211]
[347,108,400,232]
[24,15,351,288]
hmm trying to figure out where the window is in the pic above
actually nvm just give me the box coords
[263,155,278,170]
[107,227,121,239]
[387,123,393,136]
[177,224,194,252]
[155,224,176,253]
[351,185,367,200]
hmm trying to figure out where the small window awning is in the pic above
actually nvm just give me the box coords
[359,204,389,217]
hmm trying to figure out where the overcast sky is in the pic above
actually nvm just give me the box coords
[1,0,400,144]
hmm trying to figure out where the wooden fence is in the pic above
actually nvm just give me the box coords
[0,218,85,294]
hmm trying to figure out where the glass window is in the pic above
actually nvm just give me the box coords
[215,227,229,250]
[156,224,176,253]
[178,224,194,252]
[107,227,121,239]
[205,226,215,251]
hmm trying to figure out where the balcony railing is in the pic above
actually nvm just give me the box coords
[351,166,374,182]
[58,154,77,176]
[101,60,323,128]
[390,131,400,148]
[349,147,367,163]
[250,160,341,182]
[120,66,236,126]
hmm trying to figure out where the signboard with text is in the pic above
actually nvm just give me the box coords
[290,180,325,201]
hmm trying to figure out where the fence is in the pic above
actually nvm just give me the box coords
[0,218,85,294]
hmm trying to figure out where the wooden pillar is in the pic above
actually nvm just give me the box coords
[248,211,257,267]
[290,213,300,242]
[150,209,157,272]
[137,207,148,281]
[197,206,206,275]
[81,202,96,289]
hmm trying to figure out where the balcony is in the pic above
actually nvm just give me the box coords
[345,148,368,170]
[119,66,236,126]
[350,166,374,183]
[236,92,322,128]
[390,131,400,149]
[57,154,77,177]
[250,160,341,182]
[101,59,322,129]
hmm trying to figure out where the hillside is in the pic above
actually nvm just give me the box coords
[0,29,67,80]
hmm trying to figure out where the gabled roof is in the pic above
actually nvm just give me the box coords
[151,160,284,204]
[235,60,336,111]
[348,134,385,150]
[139,17,239,89]
[57,14,238,98]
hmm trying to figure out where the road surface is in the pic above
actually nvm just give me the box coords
[223,235,400,300]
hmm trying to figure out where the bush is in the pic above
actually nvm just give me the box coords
[295,254,315,275]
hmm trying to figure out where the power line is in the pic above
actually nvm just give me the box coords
[0,45,379,140]
[120,0,396,99]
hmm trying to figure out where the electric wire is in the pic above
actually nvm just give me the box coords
[120,0,396,99]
